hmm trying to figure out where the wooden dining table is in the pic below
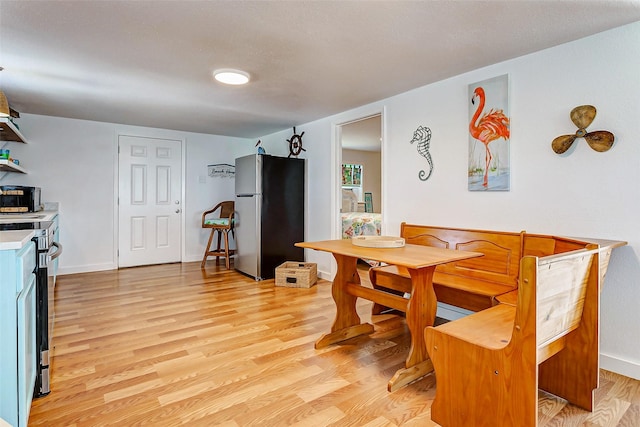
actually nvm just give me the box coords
[295,239,483,391]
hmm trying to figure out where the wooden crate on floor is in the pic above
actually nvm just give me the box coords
[275,262,317,288]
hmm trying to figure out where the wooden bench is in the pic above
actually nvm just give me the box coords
[370,223,525,313]
[369,224,597,314]
[424,245,600,426]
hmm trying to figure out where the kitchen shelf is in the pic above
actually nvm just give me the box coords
[0,159,26,174]
[0,117,27,144]
[0,118,28,179]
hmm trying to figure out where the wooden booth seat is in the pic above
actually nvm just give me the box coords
[370,224,525,313]
[369,223,599,314]
[424,245,600,427]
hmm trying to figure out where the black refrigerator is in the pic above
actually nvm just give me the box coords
[234,154,305,280]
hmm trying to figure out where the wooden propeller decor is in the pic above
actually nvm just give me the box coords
[551,105,615,154]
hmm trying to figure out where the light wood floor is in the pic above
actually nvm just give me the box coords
[28,261,640,426]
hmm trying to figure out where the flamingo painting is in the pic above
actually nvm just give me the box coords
[469,76,511,190]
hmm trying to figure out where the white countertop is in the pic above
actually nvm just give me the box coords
[0,210,58,223]
[0,210,58,250]
[0,230,35,250]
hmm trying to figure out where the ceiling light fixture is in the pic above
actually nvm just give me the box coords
[213,69,250,85]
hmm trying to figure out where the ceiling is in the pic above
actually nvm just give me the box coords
[1,1,639,143]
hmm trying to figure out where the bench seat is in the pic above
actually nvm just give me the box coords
[493,288,518,306]
[429,303,515,349]
[425,246,602,426]
[371,264,515,312]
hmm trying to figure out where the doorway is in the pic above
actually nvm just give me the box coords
[337,114,382,238]
[118,135,183,267]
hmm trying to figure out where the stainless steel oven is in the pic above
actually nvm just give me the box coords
[0,220,62,397]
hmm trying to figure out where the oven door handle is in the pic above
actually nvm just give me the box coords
[49,241,63,261]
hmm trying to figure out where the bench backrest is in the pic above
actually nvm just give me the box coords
[400,223,523,288]
[516,245,599,363]
[523,233,591,258]
[533,247,598,350]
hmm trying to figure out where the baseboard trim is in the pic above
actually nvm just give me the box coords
[600,353,640,380]
[318,270,332,281]
[58,263,116,275]
[184,254,204,263]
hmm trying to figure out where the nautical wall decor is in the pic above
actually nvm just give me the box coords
[287,127,306,158]
[468,74,511,191]
[410,125,434,181]
[551,105,614,154]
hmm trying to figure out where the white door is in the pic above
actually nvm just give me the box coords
[118,135,182,267]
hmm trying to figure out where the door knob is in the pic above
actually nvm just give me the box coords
[175,209,181,213]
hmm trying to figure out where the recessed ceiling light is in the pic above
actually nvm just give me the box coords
[213,69,250,85]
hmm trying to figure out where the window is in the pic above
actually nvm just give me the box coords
[342,163,362,187]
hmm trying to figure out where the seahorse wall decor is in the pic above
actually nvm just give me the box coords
[410,125,433,181]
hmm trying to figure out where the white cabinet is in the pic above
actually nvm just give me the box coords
[0,241,37,427]
[17,274,36,427]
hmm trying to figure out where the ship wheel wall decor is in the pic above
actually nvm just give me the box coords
[552,105,615,154]
[287,127,306,158]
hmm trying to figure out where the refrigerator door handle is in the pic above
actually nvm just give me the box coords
[236,194,256,197]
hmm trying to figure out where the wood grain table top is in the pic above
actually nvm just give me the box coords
[296,239,483,269]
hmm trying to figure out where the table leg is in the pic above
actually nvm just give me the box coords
[315,253,374,349]
[387,266,437,391]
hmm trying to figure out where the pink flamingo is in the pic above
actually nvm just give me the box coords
[469,87,510,187]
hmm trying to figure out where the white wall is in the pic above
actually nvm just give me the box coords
[3,114,254,272]
[261,22,640,379]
